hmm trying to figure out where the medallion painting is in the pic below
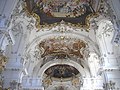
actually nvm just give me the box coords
[25,0,95,26]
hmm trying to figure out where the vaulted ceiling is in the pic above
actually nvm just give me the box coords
[0,0,120,90]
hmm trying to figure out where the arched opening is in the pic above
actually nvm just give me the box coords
[45,64,79,79]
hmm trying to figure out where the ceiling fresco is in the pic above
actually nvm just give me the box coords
[45,64,79,78]
[39,38,87,59]
[25,0,96,28]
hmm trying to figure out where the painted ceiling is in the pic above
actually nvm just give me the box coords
[25,0,96,27]
[39,38,87,59]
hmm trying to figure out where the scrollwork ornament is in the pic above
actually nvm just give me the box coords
[0,50,7,73]
[102,23,114,37]
[72,77,80,87]
[43,76,52,88]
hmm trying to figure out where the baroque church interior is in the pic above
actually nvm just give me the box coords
[0,0,120,90]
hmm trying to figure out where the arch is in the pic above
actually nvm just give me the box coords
[25,32,100,56]
[23,29,100,80]
[32,59,91,78]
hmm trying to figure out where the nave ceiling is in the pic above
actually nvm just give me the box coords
[0,0,120,90]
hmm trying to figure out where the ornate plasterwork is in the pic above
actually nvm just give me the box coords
[2,0,120,90]
[43,76,52,88]
[0,50,7,73]
[88,0,117,31]
[0,50,7,89]
[0,30,13,45]
[9,2,102,90]
[96,20,114,39]
[43,75,81,89]
[42,64,83,89]
[71,77,82,87]
[97,0,116,24]
[8,0,37,34]
[10,22,23,39]
[33,55,91,77]
[102,23,114,37]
